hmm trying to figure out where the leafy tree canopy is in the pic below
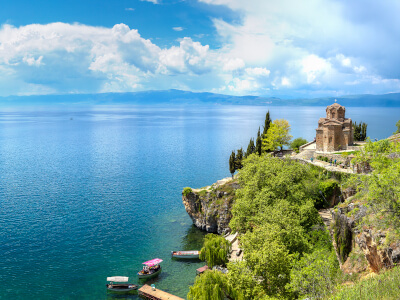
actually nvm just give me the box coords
[262,119,292,152]
[230,154,320,233]
[350,139,400,224]
[187,270,243,300]
[290,137,308,151]
[288,248,339,299]
[199,234,231,268]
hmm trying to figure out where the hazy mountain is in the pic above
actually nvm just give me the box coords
[1,89,400,107]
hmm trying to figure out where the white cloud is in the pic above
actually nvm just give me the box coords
[281,77,290,87]
[199,0,400,96]
[125,8,135,11]
[2,0,400,97]
[245,67,270,77]
[222,58,245,72]
[140,0,159,4]
[301,55,331,84]
[0,23,223,96]
[22,55,44,66]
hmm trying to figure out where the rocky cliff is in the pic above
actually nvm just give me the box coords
[331,198,400,275]
[182,177,239,234]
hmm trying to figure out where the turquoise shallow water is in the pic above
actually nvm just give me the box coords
[0,104,399,299]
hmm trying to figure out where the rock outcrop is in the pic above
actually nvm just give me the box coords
[182,178,239,234]
[331,203,367,263]
[332,200,400,274]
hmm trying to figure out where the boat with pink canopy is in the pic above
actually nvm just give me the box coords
[137,258,163,279]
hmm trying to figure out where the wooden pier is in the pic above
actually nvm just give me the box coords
[138,284,184,300]
[196,265,208,275]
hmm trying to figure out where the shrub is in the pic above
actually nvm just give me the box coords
[290,137,308,151]
[182,187,193,196]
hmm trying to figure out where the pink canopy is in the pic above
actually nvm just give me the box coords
[142,258,163,266]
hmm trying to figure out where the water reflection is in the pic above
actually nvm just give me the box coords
[181,225,207,251]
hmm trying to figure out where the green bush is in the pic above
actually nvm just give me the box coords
[316,179,339,208]
[290,137,308,151]
[289,248,339,299]
[182,187,193,196]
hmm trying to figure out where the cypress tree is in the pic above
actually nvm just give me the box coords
[353,121,367,141]
[245,138,255,157]
[353,122,360,141]
[262,111,272,136]
[361,122,367,141]
[256,127,262,156]
[229,151,236,178]
[235,148,244,170]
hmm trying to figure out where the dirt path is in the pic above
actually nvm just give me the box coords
[318,209,333,227]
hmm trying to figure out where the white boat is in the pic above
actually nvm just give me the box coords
[106,276,138,292]
[171,250,200,259]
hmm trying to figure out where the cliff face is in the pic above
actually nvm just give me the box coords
[182,178,239,234]
[332,200,400,274]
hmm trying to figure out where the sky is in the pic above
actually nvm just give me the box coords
[1,0,400,98]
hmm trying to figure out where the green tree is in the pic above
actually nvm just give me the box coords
[394,120,400,134]
[353,121,368,141]
[262,119,292,152]
[229,151,236,178]
[187,270,243,300]
[240,224,294,297]
[288,248,339,299]
[235,148,244,170]
[361,122,367,140]
[245,138,255,158]
[199,234,231,268]
[262,111,272,136]
[230,155,320,233]
[227,261,267,299]
[351,139,400,224]
[353,121,360,141]
[290,137,308,152]
[256,127,262,155]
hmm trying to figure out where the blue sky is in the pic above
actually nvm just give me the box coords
[1,0,400,98]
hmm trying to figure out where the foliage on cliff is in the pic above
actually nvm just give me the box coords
[199,234,231,268]
[350,139,400,226]
[226,155,340,298]
[230,155,322,233]
[187,269,243,300]
[189,139,400,299]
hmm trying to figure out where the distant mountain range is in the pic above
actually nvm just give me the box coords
[1,89,400,107]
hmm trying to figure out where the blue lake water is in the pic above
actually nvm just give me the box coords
[0,104,399,299]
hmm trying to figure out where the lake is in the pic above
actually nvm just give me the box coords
[0,104,399,299]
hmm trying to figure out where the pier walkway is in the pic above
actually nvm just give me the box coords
[138,284,184,300]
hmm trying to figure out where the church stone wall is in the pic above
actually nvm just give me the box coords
[316,103,353,153]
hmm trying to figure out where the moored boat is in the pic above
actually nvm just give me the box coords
[106,276,138,292]
[137,258,163,280]
[171,250,200,259]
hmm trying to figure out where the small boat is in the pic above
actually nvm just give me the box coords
[138,258,163,280]
[171,250,200,259]
[106,276,138,292]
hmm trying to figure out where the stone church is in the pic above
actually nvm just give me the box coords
[316,103,353,152]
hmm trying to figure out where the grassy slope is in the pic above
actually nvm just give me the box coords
[329,266,400,300]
